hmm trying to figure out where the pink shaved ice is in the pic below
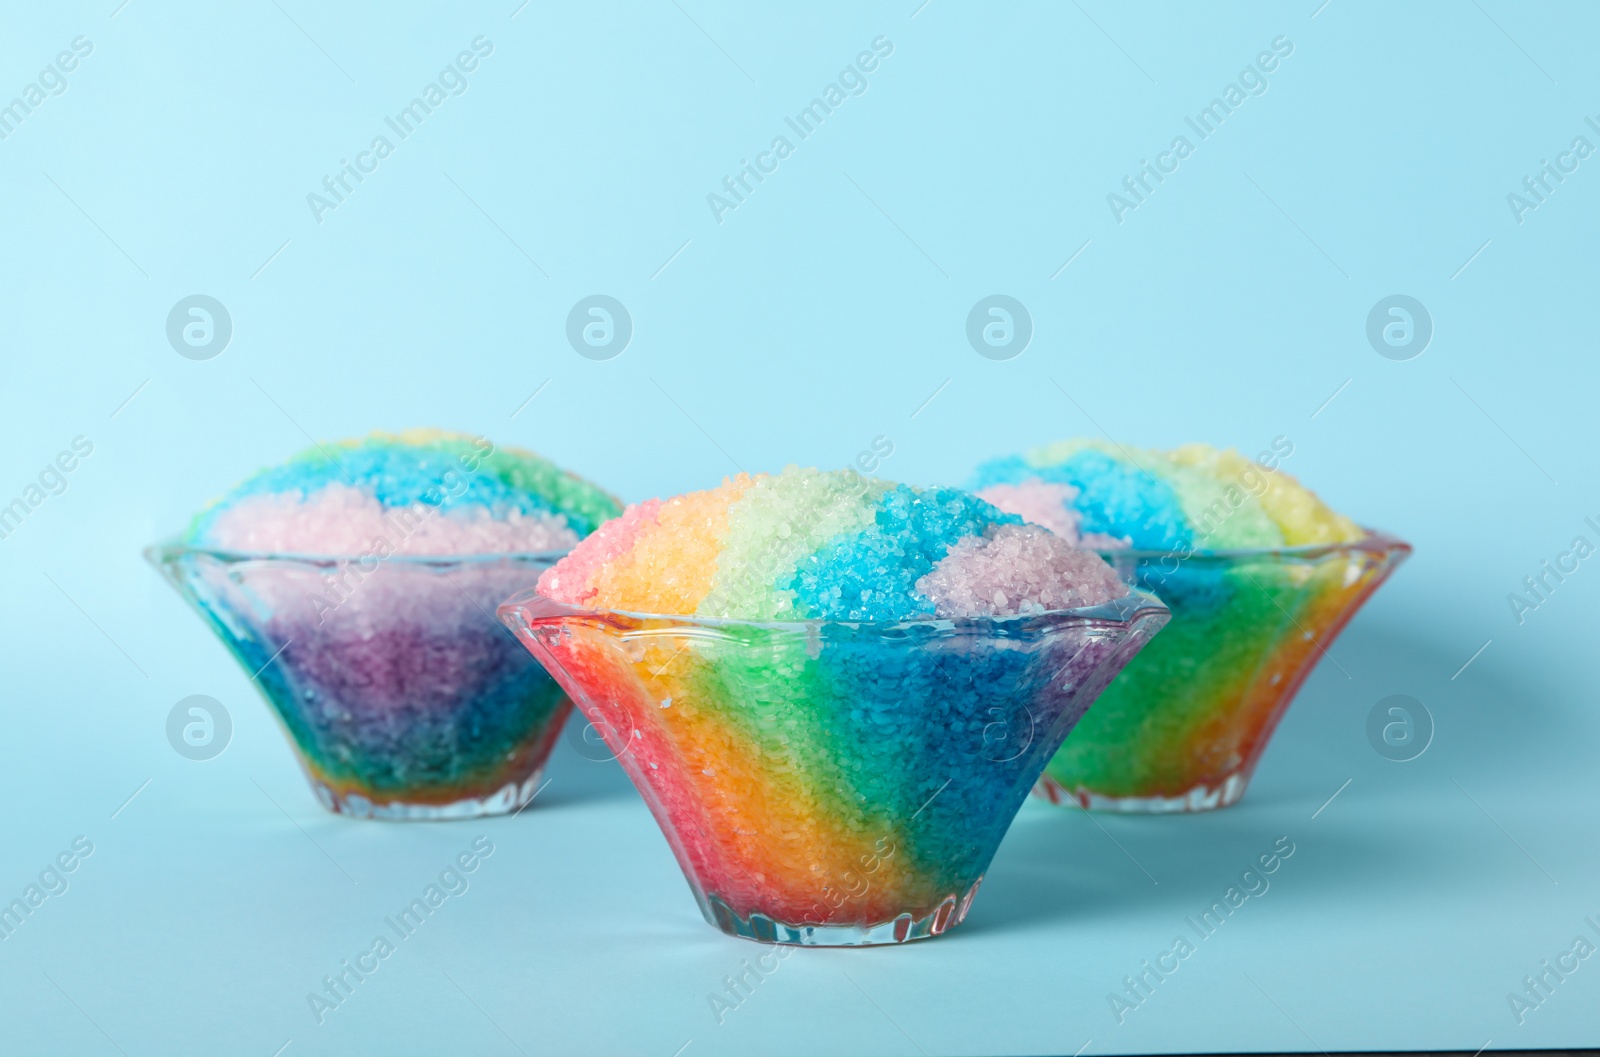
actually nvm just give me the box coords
[915,523,1128,618]
[536,499,663,604]
[976,482,1130,550]
[976,483,1083,541]
[205,485,579,556]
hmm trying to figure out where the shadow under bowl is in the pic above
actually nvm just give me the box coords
[147,542,572,820]
[1034,531,1411,813]
[498,589,1169,945]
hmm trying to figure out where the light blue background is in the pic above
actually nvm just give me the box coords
[2,1,1597,1054]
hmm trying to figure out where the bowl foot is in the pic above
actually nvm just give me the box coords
[308,771,547,821]
[1032,772,1247,813]
[699,881,982,946]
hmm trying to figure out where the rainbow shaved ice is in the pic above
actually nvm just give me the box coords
[970,439,1406,812]
[508,467,1166,943]
[970,438,1363,552]
[538,466,1128,620]
[188,427,617,554]
[163,430,621,818]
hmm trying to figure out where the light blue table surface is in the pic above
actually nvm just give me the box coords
[3,2,1598,1054]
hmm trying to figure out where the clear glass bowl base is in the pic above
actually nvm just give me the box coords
[700,880,982,947]
[1039,531,1410,813]
[1032,771,1247,814]
[309,770,547,821]
[501,589,1169,944]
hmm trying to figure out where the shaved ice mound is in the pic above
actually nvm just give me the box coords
[538,466,1128,621]
[969,438,1362,552]
[504,467,1165,944]
[915,523,1129,617]
[970,439,1406,814]
[153,430,622,819]
[188,427,618,555]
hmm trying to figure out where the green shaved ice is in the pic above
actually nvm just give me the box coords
[700,467,892,620]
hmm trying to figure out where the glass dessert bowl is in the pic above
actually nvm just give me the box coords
[499,589,1169,945]
[149,544,573,819]
[1033,531,1411,813]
